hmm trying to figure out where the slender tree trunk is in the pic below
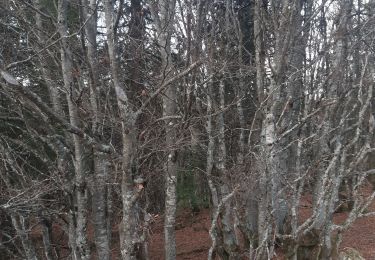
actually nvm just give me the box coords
[92,151,110,260]
[81,1,111,258]
[103,1,143,258]
[35,0,63,116]
[236,35,246,166]
[206,78,220,260]
[34,3,60,259]
[309,2,352,258]
[217,79,239,259]
[253,2,271,258]
[39,216,55,260]
[161,13,178,260]
[58,1,90,259]
[11,214,38,260]
[151,1,178,259]
[254,0,300,256]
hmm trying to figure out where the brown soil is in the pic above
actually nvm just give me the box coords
[149,199,375,259]
[149,209,211,260]
[29,194,375,259]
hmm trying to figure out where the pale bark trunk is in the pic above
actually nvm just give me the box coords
[35,0,64,116]
[39,216,55,260]
[58,1,90,259]
[233,8,259,252]
[254,0,265,104]
[206,79,220,260]
[82,1,111,259]
[285,1,312,257]
[120,128,139,260]
[162,47,177,260]
[92,152,110,260]
[217,79,239,259]
[208,190,237,260]
[151,1,178,259]
[34,4,60,259]
[206,79,219,208]
[254,0,301,256]
[254,2,271,257]
[67,212,79,260]
[236,35,246,165]
[11,214,38,260]
[205,23,239,257]
[257,113,274,259]
[103,1,142,259]
[82,0,99,130]
[310,3,352,258]
[314,0,351,230]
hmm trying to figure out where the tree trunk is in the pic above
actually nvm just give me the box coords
[150,1,178,259]
[253,2,271,258]
[11,214,38,260]
[58,1,90,259]
[81,1,111,258]
[217,79,239,259]
[206,77,220,260]
[92,152,110,260]
[103,0,142,258]
[39,216,55,260]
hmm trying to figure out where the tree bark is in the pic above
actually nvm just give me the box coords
[151,1,178,259]
[103,0,141,258]
[58,1,90,259]
[39,216,55,260]
[11,213,38,260]
[82,1,111,259]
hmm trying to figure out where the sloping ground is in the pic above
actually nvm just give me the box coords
[28,194,375,259]
[149,203,375,259]
[149,209,211,260]
[340,213,375,259]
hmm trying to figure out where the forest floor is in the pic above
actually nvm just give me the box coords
[148,196,375,259]
[31,190,375,259]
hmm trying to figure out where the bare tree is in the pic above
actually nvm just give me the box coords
[150,0,179,258]
[1,1,375,260]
